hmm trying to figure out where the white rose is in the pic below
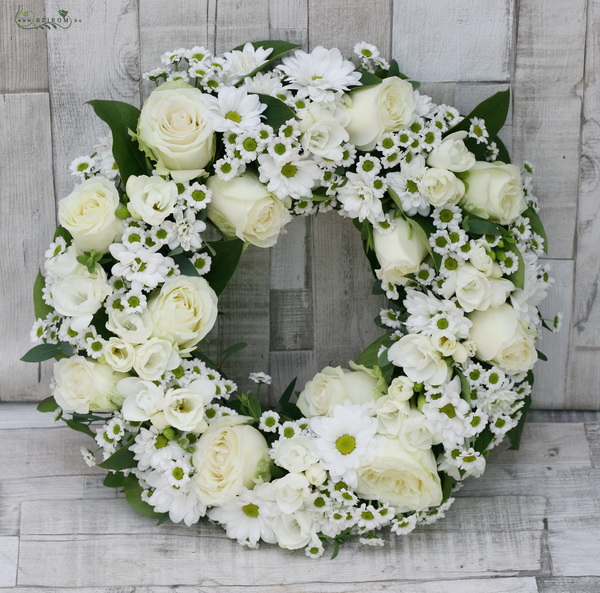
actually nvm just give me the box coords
[272,473,311,514]
[51,265,112,331]
[297,366,385,417]
[375,395,410,437]
[206,172,291,248]
[58,176,124,253]
[162,378,216,433]
[426,131,475,172]
[431,331,469,364]
[118,377,165,423]
[272,510,317,550]
[104,337,136,372]
[356,436,442,511]
[125,175,178,226]
[136,81,216,182]
[148,276,218,353]
[106,309,153,344]
[44,245,80,280]
[192,416,270,505]
[469,241,495,276]
[298,102,350,160]
[271,434,319,473]
[304,463,328,487]
[345,78,418,150]
[469,303,538,373]
[388,334,449,386]
[133,337,180,381]
[53,355,126,413]
[420,168,465,207]
[441,263,514,312]
[387,376,414,401]
[374,217,429,286]
[399,410,437,451]
[462,162,527,224]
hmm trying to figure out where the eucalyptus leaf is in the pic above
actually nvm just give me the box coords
[103,471,125,488]
[99,444,137,470]
[277,377,297,411]
[63,418,95,438]
[123,474,168,520]
[523,206,548,253]
[462,215,505,237]
[253,94,296,129]
[505,243,525,290]
[37,396,59,413]
[203,238,244,295]
[21,343,63,363]
[219,341,248,366]
[356,334,391,368]
[172,253,199,277]
[33,270,53,320]
[445,89,510,139]
[507,394,532,450]
[358,71,382,89]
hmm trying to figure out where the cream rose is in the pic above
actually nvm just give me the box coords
[272,510,317,550]
[387,376,415,402]
[270,434,319,473]
[133,337,180,381]
[125,175,178,226]
[118,377,165,423]
[388,334,449,386]
[462,162,527,224]
[345,78,418,150]
[148,276,218,353]
[469,303,538,373]
[206,172,291,248]
[162,378,216,433]
[420,168,465,207]
[58,176,123,253]
[356,436,442,511]
[53,355,126,413]
[192,416,270,505]
[426,131,475,172]
[298,102,350,160]
[297,366,386,417]
[272,473,311,514]
[106,309,153,344]
[136,81,216,182]
[104,337,136,373]
[469,240,495,276]
[374,217,429,286]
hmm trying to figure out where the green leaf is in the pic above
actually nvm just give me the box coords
[203,239,245,295]
[231,40,300,80]
[455,369,471,405]
[277,377,297,411]
[462,215,505,237]
[189,349,219,370]
[123,474,168,520]
[172,253,199,277]
[523,206,548,253]
[219,341,248,366]
[386,59,401,78]
[103,471,125,488]
[253,94,296,129]
[37,396,59,413]
[356,334,391,368]
[86,100,149,185]
[248,396,262,420]
[408,214,442,271]
[537,350,548,362]
[63,418,95,437]
[21,343,63,363]
[507,394,532,450]
[99,445,137,471]
[474,427,495,453]
[33,270,53,320]
[505,243,525,290]
[446,89,510,139]
[358,71,382,88]
[441,472,455,501]
[53,225,72,242]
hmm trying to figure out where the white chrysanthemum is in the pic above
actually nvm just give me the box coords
[190,252,211,276]
[257,150,321,199]
[164,208,206,252]
[110,243,173,290]
[131,426,186,471]
[243,71,288,100]
[336,171,386,224]
[249,372,272,385]
[386,156,430,217]
[310,402,381,487]
[203,86,266,133]
[259,410,280,433]
[221,43,274,85]
[278,46,361,102]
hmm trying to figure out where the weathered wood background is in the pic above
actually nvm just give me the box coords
[0,0,597,409]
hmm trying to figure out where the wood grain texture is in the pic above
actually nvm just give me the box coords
[585,423,600,468]
[212,0,270,54]
[0,93,55,401]
[548,517,600,577]
[392,0,513,82]
[267,350,315,404]
[270,289,313,350]
[537,577,600,593]
[269,0,308,46]
[0,537,18,588]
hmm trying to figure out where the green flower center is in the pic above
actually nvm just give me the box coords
[242,503,260,518]
[225,111,241,123]
[281,163,297,178]
[335,434,356,455]
[172,467,184,481]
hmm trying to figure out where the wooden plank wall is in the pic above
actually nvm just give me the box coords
[0,0,595,409]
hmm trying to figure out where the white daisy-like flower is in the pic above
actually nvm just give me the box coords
[386,156,430,217]
[30,318,47,343]
[44,236,68,260]
[249,372,272,385]
[278,46,361,102]
[110,243,173,290]
[131,426,186,471]
[203,86,266,133]
[214,156,244,181]
[80,447,96,467]
[69,155,96,179]
[337,170,386,224]
[161,48,186,66]
[354,42,380,60]
[166,71,190,84]
[258,410,280,433]
[310,402,381,487]
[486,141,499,162]
[258,150,321,200]
[391,513,417,535]
[181,182,212,211]
[243,71,288,100]
[221,42,274,85]
[468,117,489,144]
[305,539,325,559]
[165,209,206,252]
[190,252,211,276]
[163,457,193,488]
[186,46,212,63]
[380,308,402,329]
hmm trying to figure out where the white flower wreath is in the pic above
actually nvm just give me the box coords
[25,40,559,558]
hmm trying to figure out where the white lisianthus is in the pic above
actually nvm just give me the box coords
[125,175,178,226]
[304,463,328,487]
[103,337,136,372]
[373,217,429,286]
[106,309,153,344]
[272,473,311,514]
[118,377,165,423]
[272,510,317,550]
[297,365,386,417]
[420,168,465,207]
[50,265,112,332]
[136,81,216,182]
[162,378,216,433]
[270,434,319,473]
[388,334,449,386]
[148,276,218,353]
[345,77,418,150]
[441,263,514,312]
[44,244,80,281]
[133,337,180,381]
[430,331,469,363]
[58,176,124,253]
[469,303,538,373]
[469,240,495,276]
[426,131,475,172]
[462,162,527,224]
[192,416,270,506]
[298,102,350,161]
[356,436,443,511]
[206,172,292,248]
[387,376,415,402]
[53,355,126,413]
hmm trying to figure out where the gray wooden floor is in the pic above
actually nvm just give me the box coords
[0,406,598,591]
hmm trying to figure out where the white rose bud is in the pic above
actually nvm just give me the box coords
[297,366,386,417]
[206,172,292,248]
[469,303,538,373]
[345,77,418,150]
[125,175,178,226]
[272,473,311,514]
[133,337,180,381]
[420,167,465,207]
[118,377,165,423]
[53,355,126,413]
[58,176,124,253]
[137,81,216,182]
[272,510,317,550]
[387,376,415,402]
[388,334,449,386]
[426,131,475,172]
[469,240,495,276]
[162,378,216,433]
[462,162,527,224]
[374,217,429,287]
[304,463,328,487]
[44,244,81,281]
[356,436,443,511]
[104,337,136,373]
[148,276,218,353]
[298,102,350,160]
[192,416,270,505]
[106,309,153,344]
[271,434,319,473]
